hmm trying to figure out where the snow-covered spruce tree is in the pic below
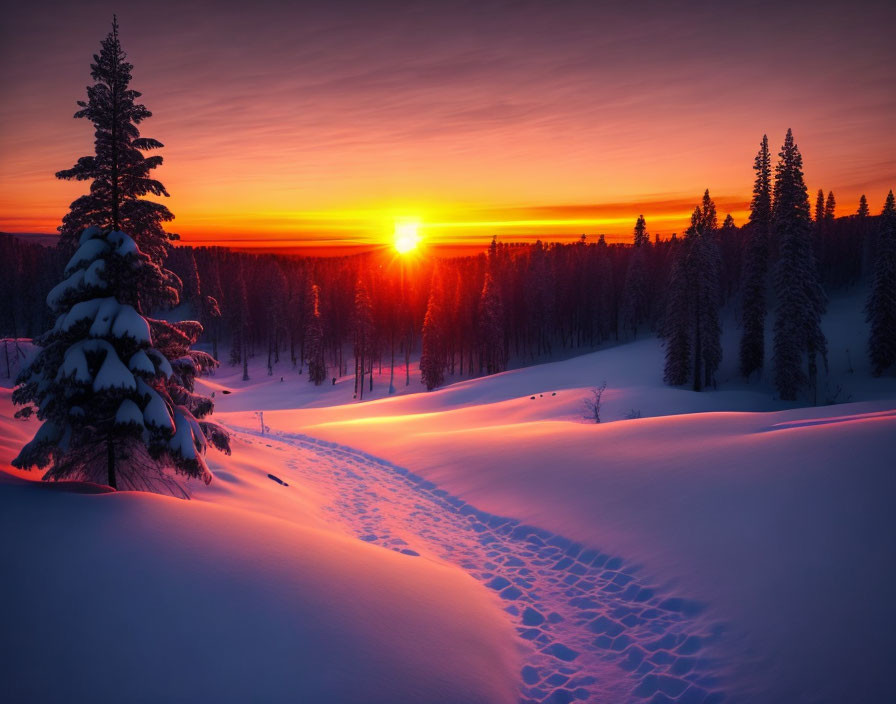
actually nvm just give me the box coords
[56,18,177,269]
[739,134,772,378]
[866,191,896,376]
[12,228,229,495]
[304,283,327,385]
[621,215,651,338]
[772,129,827,402]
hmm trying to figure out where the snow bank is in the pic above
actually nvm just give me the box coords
[0,389,518,704]
[0,483,517,704]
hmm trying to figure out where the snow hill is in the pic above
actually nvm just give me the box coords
[2,291,895,703]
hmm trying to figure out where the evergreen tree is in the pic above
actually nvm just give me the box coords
[718,213,741,302]
[12,228,227,496]
[814,189,826,223]
[304,283,327,385]
[594,235,615,343]
[691,192,723,390]
[661,192,722,390]
[824,191,836,221]
[527,240,554,356]
[661,244,692,386]
[352,279,374,399]
[866,191,896,375]
[235,262,250,381]
[739,134,772,378]
[633,214,649,246]
[420,271,447,390]
[858,193,876,277]
[621,215,651,337]
[478,272,505,374]
[56,18,176,266]
[772,129,827,401]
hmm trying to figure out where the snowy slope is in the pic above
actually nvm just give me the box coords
[3,291,895,703]
[203,292,896,702]
[0,390,518,704]
[252,401,895,702]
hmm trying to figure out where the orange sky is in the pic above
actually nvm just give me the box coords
[1,1,893,251]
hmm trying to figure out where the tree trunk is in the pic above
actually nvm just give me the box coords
[111,41,120,230]
[808,348,818,405]
[389,331,396,394]
[107,436,117,490]
[405,334,411,386]
[692,302,703,392]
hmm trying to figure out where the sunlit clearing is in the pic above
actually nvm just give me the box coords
[394,221,421,254]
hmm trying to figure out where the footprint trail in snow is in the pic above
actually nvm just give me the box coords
[236,427,728,704]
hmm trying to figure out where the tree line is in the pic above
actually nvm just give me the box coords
[5,169,893,404]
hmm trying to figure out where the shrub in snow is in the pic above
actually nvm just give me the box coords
[13,228,229,497]
[583,381,607,423]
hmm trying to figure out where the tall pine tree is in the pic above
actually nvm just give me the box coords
[739,134,772,378]
[56,18,177,266]
[420,270,447,390]
[771,129,827,402]
[352,279,374,399]
[621,215,651,338]
[304,283,327,385]
[824,191,836,221]
[662,191,722,390]
[866,191,896,376]
[478,271,505,374]
[814,189,826,223]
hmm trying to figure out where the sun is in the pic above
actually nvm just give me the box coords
[393,221,421,254]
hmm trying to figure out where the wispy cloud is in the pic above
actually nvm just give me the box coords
[1,0,893,246]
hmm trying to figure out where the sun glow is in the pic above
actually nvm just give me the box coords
[393,221,421,254]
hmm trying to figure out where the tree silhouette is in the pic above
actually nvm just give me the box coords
[772,129,827,402]
[56,17,176,268]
